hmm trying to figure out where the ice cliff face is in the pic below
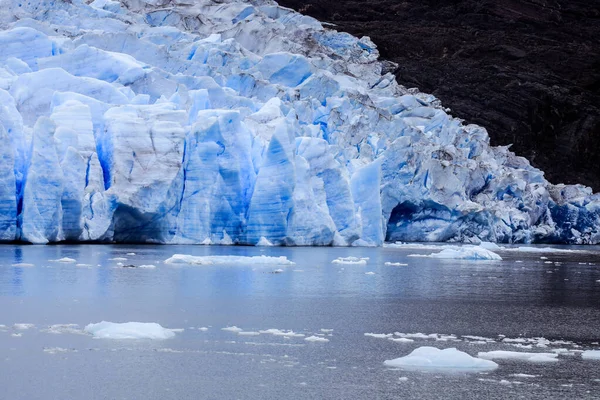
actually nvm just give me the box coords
[0,0,598,245]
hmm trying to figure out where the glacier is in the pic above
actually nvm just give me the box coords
[0,0,599,245]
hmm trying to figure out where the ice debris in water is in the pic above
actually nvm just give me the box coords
[259,329,305,337]
[51,257,76,263]
[221,326,244,333]
[165,254,294,266]
[331,257,368,265]
[384,347,498,372]
[408,246,502,260]
[84,321,178,339]
[477,351,559,363]
[582,350,600,360]
[0,0,597,245]
[305,336,329,342]
[13,323,34,330]
[384,262,408,266]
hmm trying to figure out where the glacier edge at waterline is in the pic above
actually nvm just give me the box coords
[0,0,598,245]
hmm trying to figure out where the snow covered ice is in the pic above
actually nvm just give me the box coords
[0,0,599,245]
[384,346,498,372]
[407,246,502,261]
[84,321,178,340]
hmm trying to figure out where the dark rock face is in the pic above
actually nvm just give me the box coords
[278,0,600,190]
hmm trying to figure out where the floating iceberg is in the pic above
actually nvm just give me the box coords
[408,246,502,260]
[477,350,559,363]
[581,350,600,360]
[384,346,498,372]
[84,321,177,340]
[0,0,599,245]
[305,335,329,342]
[164,254,295,266]
[332,256,368,265]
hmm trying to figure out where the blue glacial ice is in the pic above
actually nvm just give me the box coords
[0,0,599,245]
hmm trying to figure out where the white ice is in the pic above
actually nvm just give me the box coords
[305,336,329,342]
[165,254,295,266]
[477,350,559,363]
[84,321,177,339]
[384,346,498,372]
[408,246,502,261]
[331,257,368,265]
[582,350,600,360]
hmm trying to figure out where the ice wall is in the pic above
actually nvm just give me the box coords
[0,0,598,245]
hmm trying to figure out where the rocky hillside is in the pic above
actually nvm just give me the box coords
[278,0,600,190]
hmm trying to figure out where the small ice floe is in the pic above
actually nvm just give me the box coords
[394,333,433,339]
[11,333,22,337]
[11,263,34,267]
[321,329,334,333]
[51,257,76,263]
[582,350,600,360]
[138,265,157,269]
[126,253,136,256]
[398,377,409,382]
[331,257,368,265]
[365,333,393,339]
[540,256,548,260]
[259,329,304,337]
[237,331,261,336]
[365,271,376,275]
[222,326,243,333]
[384,347,498,372]
[109,257,128,261]
[76,263,92,267]
[270,269,284,274]
[384,262,408,266]
[84,321,178,339]
[408,246,502,261]
[305,336,329,343]
[477,351,558,363]
[389,338,414,343]
[43,347,76,354]
[503,247,586,254]
[510,373,537,378]
[165,254,295,266]
[43,324,84,335]
[256,237,274,246]
[155,348,184,353]
[13,323,35,330]
[198,327,209,331]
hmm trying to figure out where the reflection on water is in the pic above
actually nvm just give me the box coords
[1,244,600,305]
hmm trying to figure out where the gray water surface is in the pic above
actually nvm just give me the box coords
[1,244,599,399]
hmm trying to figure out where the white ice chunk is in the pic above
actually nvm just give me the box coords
[84,321,177,339]
[384,347,498,372]
[331,257,368,265]
[408,246,502,261]
[582,350,600,360]
[305,336,329,342]
[165,254,295,266]
[477,350,559,363]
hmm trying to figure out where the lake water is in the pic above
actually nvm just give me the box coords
[1,243,599,399]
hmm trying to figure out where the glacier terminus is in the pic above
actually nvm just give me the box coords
[0,0,599,245]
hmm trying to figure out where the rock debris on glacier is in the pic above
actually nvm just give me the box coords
[0,0,599,245]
